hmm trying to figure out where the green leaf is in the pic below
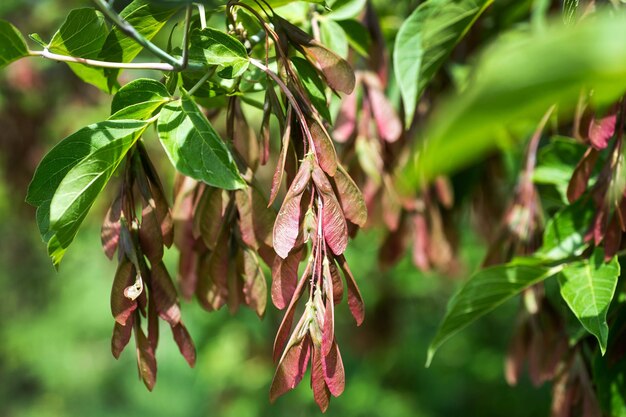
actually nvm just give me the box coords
[325,0,366,21]
[157,91,245,190]
[26,120,149,266]
[533,136,587,202]
[320,18,348,59]
[593,310,626,416]
[99,0,179,90]
[538,200,595,261]
[337,19,370,57]
[393,0,492,127]
[48,8,110,91]
[189,27,249,77]
[0,19,28,69]
[558,249,619,354]
[399,12,626,189]
[426,262,562,366]
[49,8,108,58]
[291,56,331,121]
[110,78,171,120]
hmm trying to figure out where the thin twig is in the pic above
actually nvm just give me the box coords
[93,0,182,69]
[187,67,217,96]
[249,58,316,153]
[30,49,176,71]
[181,5,193,69]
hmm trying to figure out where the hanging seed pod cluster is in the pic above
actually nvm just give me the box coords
[8,0,626,415]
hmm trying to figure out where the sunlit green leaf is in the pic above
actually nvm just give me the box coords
[100,0,179,91]
[188,27,249,77]
[426,262,562,366]
[48,8,110,91]
[400,12,626,190]
[110,78,171,120]
[0,19,28,69]
[157,90,245,190]
[393,0,492,127]
[26,120,149,266]
[538,199,595,261]
[558,248,619,354]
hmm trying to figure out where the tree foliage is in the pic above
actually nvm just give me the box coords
[3,0,626,414]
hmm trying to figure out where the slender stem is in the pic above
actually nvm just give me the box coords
[525,105,555,176]
[181,5,193,69]
[196,3,207,29]
[93,0,182,69]
[29,49,176,70]
[187,67,217,96]
[249,58,316,153]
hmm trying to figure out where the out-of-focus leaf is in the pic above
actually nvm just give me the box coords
[26,120,149,266]
[157,91,245,190]
[393,0,492,127]
[110,78,171,120]
[0,19,28,69]
[426,262,562,366]
[325,0,366,20]
[538,200,595,261]
[533,136,587,201]
[337,19,370,57]
[189,27,249,77]
[292,57,331,121]
[320,18,348,59]
[558,249,619,355]
[400,12,626,190]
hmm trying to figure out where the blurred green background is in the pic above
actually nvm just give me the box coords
[0,1,551,416]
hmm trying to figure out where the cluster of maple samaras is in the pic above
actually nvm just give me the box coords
[102,144,195,390]
[568,99,626,259]
[329,3,458,275]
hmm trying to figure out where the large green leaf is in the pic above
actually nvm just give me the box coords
[558,249,619,354]
[188,27,249,77]
[0,19,28,69]
[110,78,171,120]
[99,0,179,90]
[400,12,626,190]
[26,120,149,266]
[49,8,108,58]
[426,262,562,366]
[538,199,595,261]
[393,0,492,127]
[48,8,110,91]
[157,91,245,190]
